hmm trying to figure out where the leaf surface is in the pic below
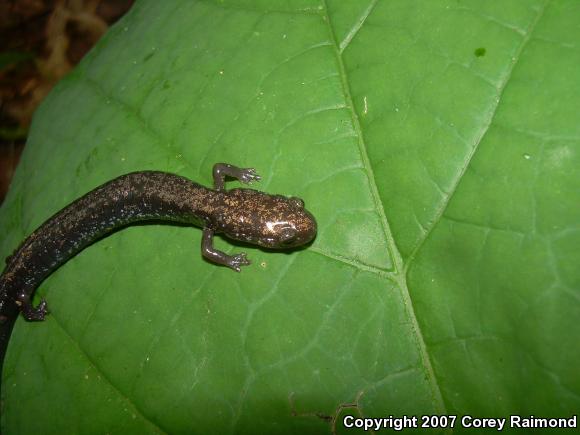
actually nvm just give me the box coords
[1,0,579,433]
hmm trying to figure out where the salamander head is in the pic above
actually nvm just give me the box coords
[218,189,317,249]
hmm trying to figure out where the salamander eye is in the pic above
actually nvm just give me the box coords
[280,228,297,245]
[289,197,304,208]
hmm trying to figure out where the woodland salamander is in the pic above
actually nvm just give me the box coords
[0,163,316,413]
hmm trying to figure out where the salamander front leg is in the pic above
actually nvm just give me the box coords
[212,163,261,191]
[16,293,49,321]
[201,227,251,272]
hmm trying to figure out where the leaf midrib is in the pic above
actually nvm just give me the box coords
[319,0,550,420]
[320,0,447,416]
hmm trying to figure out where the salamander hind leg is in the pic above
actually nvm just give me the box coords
[212,163,261,191]
[16,293,49,321]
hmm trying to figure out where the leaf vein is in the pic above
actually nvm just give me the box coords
[80,74,199,175]
[339,0,378,53]
[321,0,447,416]
[405,0,550,272]
[49,315,168,434]
[309,247,395,280]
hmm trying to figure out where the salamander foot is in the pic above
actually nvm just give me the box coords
[228,253,251,272]
[19,297,49,321]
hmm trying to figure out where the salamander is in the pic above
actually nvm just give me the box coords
[0,163,316,415]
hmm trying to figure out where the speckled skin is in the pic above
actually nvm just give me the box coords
[0,164,316,406]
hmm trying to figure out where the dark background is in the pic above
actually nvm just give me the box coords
[0,0,134,204]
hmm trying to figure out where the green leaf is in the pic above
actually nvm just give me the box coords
[1,0,579,433]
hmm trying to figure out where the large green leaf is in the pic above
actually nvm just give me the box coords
[1,0,578,433]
